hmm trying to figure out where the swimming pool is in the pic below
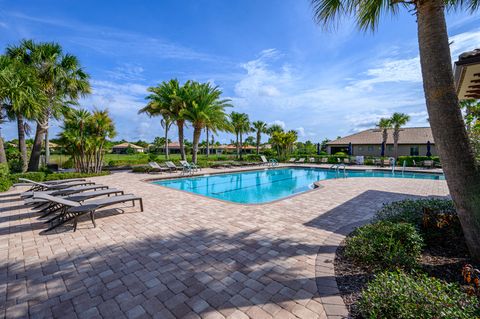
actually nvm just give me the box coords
[152,167,444,204]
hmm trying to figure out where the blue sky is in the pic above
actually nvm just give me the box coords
[1,1,479,143]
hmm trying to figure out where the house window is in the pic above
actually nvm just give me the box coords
[410,146,419,156]
[368,146,374,151]
[387,145,393,151]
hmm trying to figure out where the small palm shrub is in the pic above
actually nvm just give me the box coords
[344,221,423,270]
[358,271,480,319]
[0,163,12,192]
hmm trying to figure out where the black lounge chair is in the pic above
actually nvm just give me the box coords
[18,179,95,193]
[21,184,108,199]
[33,193,143,231]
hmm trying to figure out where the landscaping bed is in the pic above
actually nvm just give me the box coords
[333,199,480,318]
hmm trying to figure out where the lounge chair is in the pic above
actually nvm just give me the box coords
[17,177,86,186]
[423,160,434,169]
[148,162,169,173]
[22,184,110,199]
[260,155,269,166]
[374,158,382,166]
[343,158,350,165]
[320,157,328,164]
[179,161,194,175]
[33,193,143,231]
[27,188,124,216]
[296,158,305,163]
[308,158,315,163]
[165,161,182,172]
[382,159,391,167]
[17,179,95,193]
[180,160,201,173]
[288,158,296,163]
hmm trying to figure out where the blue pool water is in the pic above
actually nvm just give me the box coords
[153,168,444,204]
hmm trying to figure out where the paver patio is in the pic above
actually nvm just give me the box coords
[0,166,449,318]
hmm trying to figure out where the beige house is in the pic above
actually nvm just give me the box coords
[111,143,145,154]
[327,127,436,157]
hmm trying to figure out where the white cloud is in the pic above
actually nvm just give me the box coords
[449,28,480,59]
[269,120,286,129]
[105,63,145,81]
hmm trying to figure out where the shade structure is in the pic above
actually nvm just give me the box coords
[426,140,432,157]
[348,142,352,156]
[381,142,385,157]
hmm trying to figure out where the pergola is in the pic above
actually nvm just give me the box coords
[454,48,480,100]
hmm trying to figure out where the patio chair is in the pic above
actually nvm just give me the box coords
[343,158,350,165]
[17,179,95,193]
[423,160,434,169]
[179,161,194,175]
[33,193,143,232]
[165,161,182,172]
[288,158,296,163]
[26,188,124,216]
[17,177,86,186]
[148,162,169,173]
[382,159,391,167]
[295,158,305,163]
[22,184,110,199]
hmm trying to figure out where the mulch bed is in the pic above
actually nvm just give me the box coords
[334,229,476,318]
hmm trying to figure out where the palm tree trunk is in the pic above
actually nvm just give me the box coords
[393,130,399,159]
[192,126,202,164]
[235,132,239,159]
[206,128,210,158]
[417,0,480,261]
[177,120,186,160]
[239,133,243,160]
[45,127,50,164]
[164,123,169,160]
[0,128,6,164]
[17,115,28,172]
[28,121,46,171]
[256,132,260,155]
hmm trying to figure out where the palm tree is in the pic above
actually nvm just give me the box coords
[376,118,392,157]
[252,120,268,154]
[181,82,231,163]
[139,82,176,159]
[311,0,480,260]
[267,124,284,136]
[7,40,91,171]
[0,55,45,168]
[230,112,251,160]
[390,113,410,159]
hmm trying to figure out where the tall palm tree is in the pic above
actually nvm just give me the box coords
[376,118,392,157]
[139,82,177,159]
[0,55,45,168]
[7,40,91,171]
[311,0,480,260]
[230,112,251,160]
[252,120,268,154]
[181,82,231,163]
[390,113,410,159]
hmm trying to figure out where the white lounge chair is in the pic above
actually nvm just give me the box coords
[288,158,296,163]
[296,158,305,163]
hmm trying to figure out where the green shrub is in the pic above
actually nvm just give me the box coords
[132,166,151,173]
[0,163,9,178]
[344,221,423,270]
[244,154,261,161]
[398,155,440,167]
[0,177,12,192]
[358,271,480,319]
[374,198,455,226]
[10,172,46,183]
[333,151,347,156]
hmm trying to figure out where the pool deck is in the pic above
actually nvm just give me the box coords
[1,164,448,319]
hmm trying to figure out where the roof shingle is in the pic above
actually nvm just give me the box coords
[327,127,434,145]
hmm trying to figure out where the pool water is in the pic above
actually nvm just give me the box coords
[153,167,444,204]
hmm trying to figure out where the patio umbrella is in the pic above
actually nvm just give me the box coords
[317,143,321,155]
[381,141,385,157]
[348,142,352,156]
[426,140,432,157]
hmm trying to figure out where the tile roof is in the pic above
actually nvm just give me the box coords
[112,142,144,149]
[327,127,434,145]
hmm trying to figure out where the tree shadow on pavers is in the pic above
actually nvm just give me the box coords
[304,190,449,234]
[0,197,23,204]
[0,203,34,213]
[2,228,342,318]
[0,192,22,199]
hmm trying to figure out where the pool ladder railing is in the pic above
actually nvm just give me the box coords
[329,163,347,178]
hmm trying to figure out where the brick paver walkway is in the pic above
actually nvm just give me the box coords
[0,166,449,318]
